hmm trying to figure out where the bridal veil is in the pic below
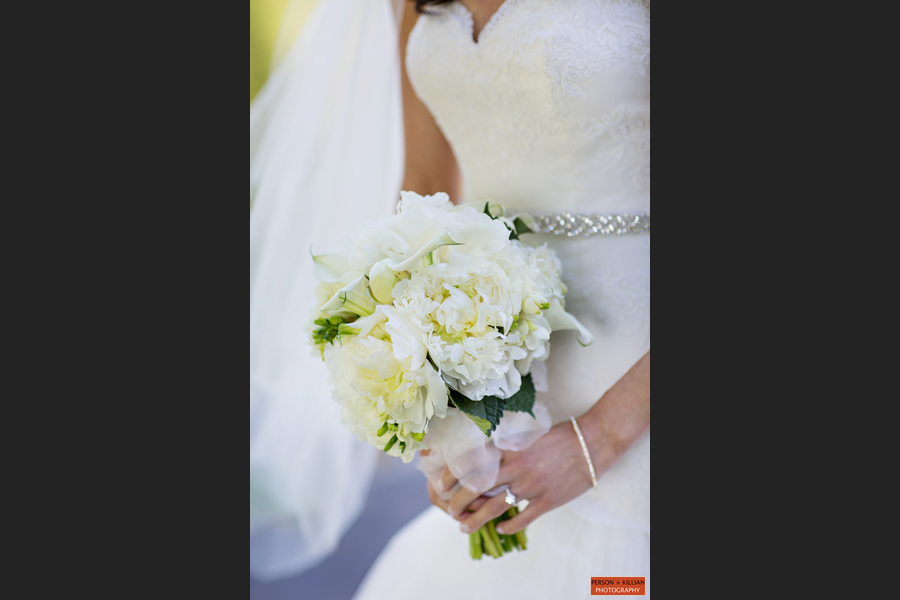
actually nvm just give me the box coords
[250,0,406,581]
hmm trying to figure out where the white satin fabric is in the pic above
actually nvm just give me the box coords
[250,0,406,581]
[355,1,651,597]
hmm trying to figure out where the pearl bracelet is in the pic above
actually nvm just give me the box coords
[571,417,599,489]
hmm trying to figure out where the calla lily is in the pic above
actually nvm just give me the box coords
[391,231,462,273]
[321,275,377,318]
[369,259,406,305]
[545,304,595,347]
[367,232,463,305]
[512,212,536,233]
[456,200,506,218]
[313,253,354,283]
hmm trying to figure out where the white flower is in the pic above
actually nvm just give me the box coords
[319,275,378,319]
[397,191,454,213]
[313,218,415,285]
[324,307,448,462]
[317,192,514,313]
[393,252,523,400]
[526,243,568,306]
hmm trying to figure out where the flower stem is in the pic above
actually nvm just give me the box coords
[487,520,503,555]
[470,531,483,560]
[516,530,528,551]
[480,527,500,558]
[469,510,529,560]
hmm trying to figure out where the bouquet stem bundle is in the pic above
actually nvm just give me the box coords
[469,508,528,560]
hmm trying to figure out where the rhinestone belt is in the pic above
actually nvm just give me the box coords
[525,212,651,238]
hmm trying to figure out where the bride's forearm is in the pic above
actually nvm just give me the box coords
[577,352,651,477]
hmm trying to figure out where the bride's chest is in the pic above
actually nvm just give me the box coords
[406,0,651,110]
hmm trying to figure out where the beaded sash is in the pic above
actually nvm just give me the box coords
[524,212,651,238]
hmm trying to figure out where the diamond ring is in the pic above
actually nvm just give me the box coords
[505,489,517,506]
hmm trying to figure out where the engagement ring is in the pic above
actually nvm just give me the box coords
[505,489,517,506]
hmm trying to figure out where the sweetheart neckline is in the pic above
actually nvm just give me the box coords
[454,0,523,45]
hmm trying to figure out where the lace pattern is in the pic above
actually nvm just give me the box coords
[565,260,651,342]
[578,108,651,191]
[407,0,651,191]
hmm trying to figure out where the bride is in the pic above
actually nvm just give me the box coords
[353,0,651,598]
[250,0,650,592]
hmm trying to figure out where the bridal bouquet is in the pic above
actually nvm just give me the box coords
[311,192,592,559]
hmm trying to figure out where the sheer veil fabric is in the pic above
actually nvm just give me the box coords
[250,0,406,581]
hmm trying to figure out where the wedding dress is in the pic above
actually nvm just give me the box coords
[354,0,651,597]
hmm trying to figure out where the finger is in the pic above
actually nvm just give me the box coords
[427,481,451,514]
[451,495,491,522]
[447,485,483,519]
[494,456,523,489]
[434,467,459,496]
[419,449,432,457]
[459,493,515,535]
[464,495,490,515]
[495,501,543,535]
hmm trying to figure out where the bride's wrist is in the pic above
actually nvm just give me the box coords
[576,410,621,478]
[578,395,649,475]
[578,352,652,476]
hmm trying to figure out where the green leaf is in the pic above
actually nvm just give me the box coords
[513,217,532,237]
[503,374,537,418]
[482,202,527,242]
[450,375,537,436]
[450,388,507,437]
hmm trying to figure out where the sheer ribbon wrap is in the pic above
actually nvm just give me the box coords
[419,396,553,501]
[250,0,406,581]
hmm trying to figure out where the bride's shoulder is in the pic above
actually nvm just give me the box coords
[401,2,420,43]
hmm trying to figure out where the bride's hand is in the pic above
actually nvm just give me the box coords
[432,351,651,535]
[439,421,594,536]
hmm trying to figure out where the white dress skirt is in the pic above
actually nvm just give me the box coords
[355,1,652,597]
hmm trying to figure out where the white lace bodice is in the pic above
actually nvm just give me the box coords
[407,0,650,345]
[407,0,651,216]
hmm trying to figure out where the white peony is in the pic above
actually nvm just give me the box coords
[324,307,448,462]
